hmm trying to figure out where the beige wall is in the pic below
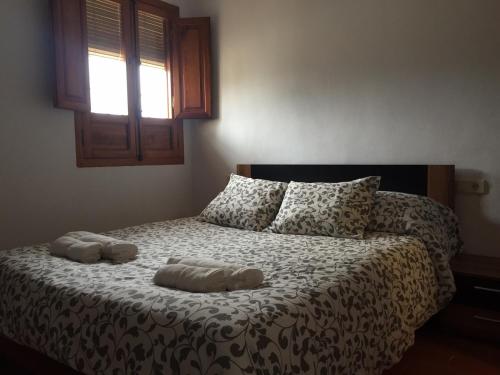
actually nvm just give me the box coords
[0,0,194,250]
[182,0,500,257]
[1,0,499,257]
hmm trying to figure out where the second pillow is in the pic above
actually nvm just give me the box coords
[268,176,380,239]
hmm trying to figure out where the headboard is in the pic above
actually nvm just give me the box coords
[236,164,455,208]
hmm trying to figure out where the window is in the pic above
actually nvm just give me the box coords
[137,9,171,119]
[87,0,128,116]
[51,0,211,167]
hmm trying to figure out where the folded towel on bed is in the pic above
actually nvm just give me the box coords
[66,231,138,263]
[153,264,227,292]
[50,236,102,264]
[167,257,264,291]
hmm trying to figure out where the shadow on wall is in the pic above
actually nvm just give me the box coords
[190,11,227,214]
[191,142,231,214]
[456,169,499,256]
[209,13,220,120]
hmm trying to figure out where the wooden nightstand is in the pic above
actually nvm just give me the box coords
[438,254,500,342]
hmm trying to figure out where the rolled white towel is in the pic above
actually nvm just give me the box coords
[50,236,102,264]
[167,257,240,276]
[167,257,264,290]
[226,267,264,291]
[153,264,227,293]
[66,231,138,263]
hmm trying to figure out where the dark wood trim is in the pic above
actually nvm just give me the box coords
[51,0,90,111]
[236,164,455,208]
[427,165,455,209]
[76,156,183,168]
[236,164,251,178]
[123,0,141,160]
[437,255,500,344]
[452,254,500,283]
[76,154,183,168]
[172,17,212,119]
[141,119,184,163]
[75,114,183,167]
[137,0,180,16]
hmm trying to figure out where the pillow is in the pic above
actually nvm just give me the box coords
[268,176,380,239]
[367,191,463,306]
[198,174,288,231]
[367,191,463,258]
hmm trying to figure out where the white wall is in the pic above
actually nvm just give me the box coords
[2,0,499,257]
[182,0,500,257]
[0,0,194,250]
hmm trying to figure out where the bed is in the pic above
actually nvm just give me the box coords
[0,164,458,375]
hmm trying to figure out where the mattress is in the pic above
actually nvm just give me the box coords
[0,218,451,375]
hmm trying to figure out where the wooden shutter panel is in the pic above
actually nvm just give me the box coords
[140,119,184,165]
[74,1,138,167]
[75,112,138,167]
[173,17,212,119]
[51,0,90,111]
[135,2,182,165]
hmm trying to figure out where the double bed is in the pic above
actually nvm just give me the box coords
[0,164,458,375]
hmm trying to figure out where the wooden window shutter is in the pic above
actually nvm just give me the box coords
[75,112,138,167]
[140,119,184,165]
[74,0,138,167]
[135,2,183,165]
[51,0,90,111]
[173,17,212,119]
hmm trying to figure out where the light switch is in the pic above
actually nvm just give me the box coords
[456,179,488,195]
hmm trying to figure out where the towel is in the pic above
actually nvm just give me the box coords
[227,266,265,291]
[153,264,227,292]
[66,231,138,263]
[50,236,102,264]
[167,257,264,291]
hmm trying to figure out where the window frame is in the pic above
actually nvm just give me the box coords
[76,0,183,168]
[51,0,210,168]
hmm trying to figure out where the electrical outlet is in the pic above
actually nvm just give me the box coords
[456,179,487,195]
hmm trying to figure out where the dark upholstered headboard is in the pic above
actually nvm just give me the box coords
[236,164,455,208]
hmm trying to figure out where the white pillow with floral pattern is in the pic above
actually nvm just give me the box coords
[198,174,288,231]
[268,176,380,239]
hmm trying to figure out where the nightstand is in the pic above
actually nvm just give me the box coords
[439,254,500,342]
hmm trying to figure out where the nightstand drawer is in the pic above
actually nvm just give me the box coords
[439,303,500,343]
[453,275,500,311]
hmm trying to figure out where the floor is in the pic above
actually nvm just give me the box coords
[386,331,500,375]
[1,331,499,375]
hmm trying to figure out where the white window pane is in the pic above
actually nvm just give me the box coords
[140,64,169,119]
[88,54,128,116]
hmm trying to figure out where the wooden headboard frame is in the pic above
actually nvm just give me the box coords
[237,164,455,209]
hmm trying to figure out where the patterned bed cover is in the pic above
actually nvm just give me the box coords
[0,218,451,375]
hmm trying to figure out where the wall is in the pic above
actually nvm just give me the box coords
[0,0,194,250]
[183,0,500,257]
[1,0,499,257]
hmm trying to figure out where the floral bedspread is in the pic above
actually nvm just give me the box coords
[0,218,453,375]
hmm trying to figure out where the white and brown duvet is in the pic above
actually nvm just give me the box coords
[0,217,455,375]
